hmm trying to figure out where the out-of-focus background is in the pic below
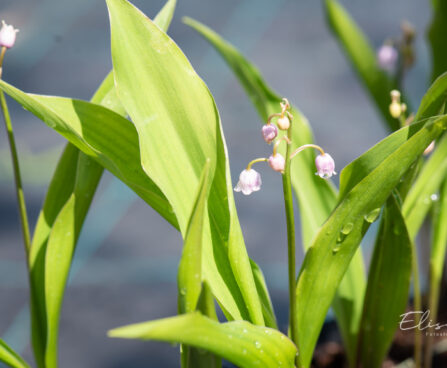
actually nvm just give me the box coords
[0,0,433,366]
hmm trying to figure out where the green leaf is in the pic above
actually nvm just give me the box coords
[426,178,447,366]
[340,72,447,201]
[178,160,212,367]
[295,115,447,368]
[250,260,277,329]
[324,0,398,131]
[183,17,365,362]
[187,283,222,368]
[415,72,447,121]
[178,160,211,315]
[403,133,447,239]
[108,313,297,368]
[428,0,447,82]
[0,83,178,226]
[357,195,412,368]
[106,0,264,325]
[27,2,177,365]
[0,339,30,368]
[43,153,102,368]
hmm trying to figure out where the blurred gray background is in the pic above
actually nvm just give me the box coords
[0,0,433,366]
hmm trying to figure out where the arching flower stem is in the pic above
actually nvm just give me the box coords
[246,157,268,171]
[290,143,325,159]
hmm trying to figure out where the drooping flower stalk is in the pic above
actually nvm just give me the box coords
[281,122,300,366]
[234,98,335,367]
[0,31,31,259]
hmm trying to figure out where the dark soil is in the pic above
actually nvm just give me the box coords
[311,280,447,368]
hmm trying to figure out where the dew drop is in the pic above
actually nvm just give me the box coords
[364,208,381,223]
[332,246,341,254]
[431,193,439,201]
[179,287,187,296]
[393,226,401,235]
[340,222,354,235]
[255,341,261,349]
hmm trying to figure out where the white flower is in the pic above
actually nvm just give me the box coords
[234,169,262,195]
[315,153,336,179]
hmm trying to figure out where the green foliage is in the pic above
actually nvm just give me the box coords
[106,0,265,325]
[183,18,366,363]
[356,195,413,368]
[25,2,177,366]
[0,340,30,368]
[428,0,447,81]
[295,115,447,368]
[108,313,297,368]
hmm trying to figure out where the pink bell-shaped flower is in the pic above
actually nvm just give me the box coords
[234,169,262,195]
[268,153,285,173]
[377,44,398,71]
[315,153,336,179]
[0,21,18,49]
[262,124,278,144]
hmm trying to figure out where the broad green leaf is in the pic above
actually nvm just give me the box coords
[250,260,277,329]
[184,17,364,362]
[106,0,264,325]
[43,153,102,368]
[403,133,447,239]
[27,2,177,365]
[425,178,447,365]
[188,283,222,368]
[324,0,398,132]
[0,339,30,368]
[357,195,412,368]
[178,161,211,315]
[428,0,447,82]
[295,115,447,368]
[0,83,178,226]
[178,161,212,367]
[29,143,79,367]
[108,313,297,368]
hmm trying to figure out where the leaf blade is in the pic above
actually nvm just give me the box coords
[295,116,447,368]
[0,340,30,368]
[357,195,413,368]
[108,313,297,368]
[106,0,264,325]
[184,17,365,362]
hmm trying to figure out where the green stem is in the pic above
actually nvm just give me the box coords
[0,84,32,259]
[411,244,422,368]
[281,127,299,366]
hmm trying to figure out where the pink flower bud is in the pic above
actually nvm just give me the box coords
[315,153,336,179]
[262,124,278,144]
[377,44,398,71]
[234,169,262,195]
[277,116,290,130]
[268,153,285,173]
[0,21,18,49]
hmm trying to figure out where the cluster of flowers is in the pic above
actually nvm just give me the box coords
[234,99,336,195]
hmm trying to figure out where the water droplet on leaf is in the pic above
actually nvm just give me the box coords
[364,208,381,223]
[341,222,354,235]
